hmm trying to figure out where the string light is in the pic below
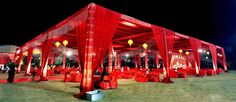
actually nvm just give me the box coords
[143,43,148,49]
[128,39,133,47]
[55,42,60,47]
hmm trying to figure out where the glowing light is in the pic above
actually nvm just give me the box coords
[217,53,220,56]
[23,52,28,55]
[128,39,133,47]
[219,54,222,57]
[16,49,21,54]
[185,51,189,55]
[143,43,148,49]
[33,49,41,54]
[55,42,60,47]
[178,49,183,53]
[143,52,146,56]
[63,40,68,46]
[66,51,72,56]
[198,49,203,53]
[206,56,209,59]
[122,21,136,27]
[206,51,210,55]
[125,54,129,57]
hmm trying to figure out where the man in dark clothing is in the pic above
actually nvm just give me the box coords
[7,62,16,83]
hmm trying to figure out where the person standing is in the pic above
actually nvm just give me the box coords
[7,62,16,83]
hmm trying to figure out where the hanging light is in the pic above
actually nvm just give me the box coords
[63,40,68,46]
[143,43,148,49]
[185,51,189,55]
[178,49,183,54]
[128,39,133,47]
[55,42,61,47]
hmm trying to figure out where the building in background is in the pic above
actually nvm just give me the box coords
[0,45,18,69]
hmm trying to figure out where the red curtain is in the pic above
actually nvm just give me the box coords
[144,50,148,69]
[189,37,201,74]
[108,45,113,73]
[209,44,217,71]
[17,52,23,72]
[25,48,33,75]
[156,55,160,68]
[138,53,141,67]
[75,4,121,93]
[221,48,227,71]
[40,36,52,79]
[152,25,175,79]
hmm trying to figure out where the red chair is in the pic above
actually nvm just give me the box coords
[179,72,187,78]
[169,69,178,78]
[216,69,223,74]
[100,81,110,90]
[207,69,215,76]
[199,70,207,77]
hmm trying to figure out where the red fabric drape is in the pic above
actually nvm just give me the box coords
[144,50,148,69]
[25,48,33,75]
[209,44,217,71]
[17,52,23,72]
[186,55,189,68]
[221,48,227,71]
[152,25,175,80]
[117,55,120,68]
[108,45,113,73]
[40,36,52,79]
[75,4,121,93]
[156,54,160,68]
[134,56,138,68]
[189,37,201,74]
[138,53,141,67]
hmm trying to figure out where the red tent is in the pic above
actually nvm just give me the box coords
[15,3,228,96]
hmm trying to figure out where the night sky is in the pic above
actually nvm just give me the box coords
[0,0,235,69]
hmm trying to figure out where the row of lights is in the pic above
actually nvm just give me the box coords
[178,49,189,55]
[128,39,148,49]
[55,40,68,47]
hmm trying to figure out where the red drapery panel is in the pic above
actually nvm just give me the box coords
[209,44,217,71]
[17,52,23,72]
[75,20,87,93]
[40,37,52,78]
[75,4,121,93]
[156,54,160,68]
[138,53,141,67]
[108,45,113,73]
[221,48,227,71]
[152,25,175,79]
[92,5,120,73]
[25,48,33,75]
[144,50,148,69]
[189,37,201,74]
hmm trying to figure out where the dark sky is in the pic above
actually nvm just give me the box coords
[0,0,235,68]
